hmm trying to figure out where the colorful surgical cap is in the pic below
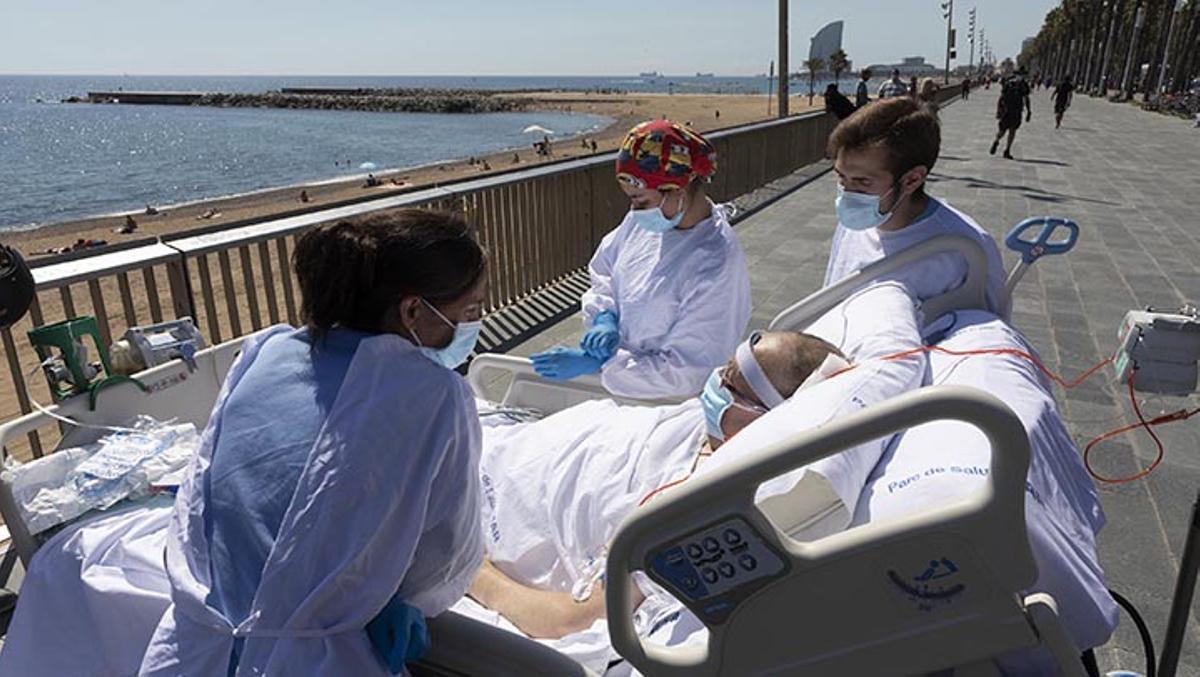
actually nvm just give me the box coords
[615,119,717,191]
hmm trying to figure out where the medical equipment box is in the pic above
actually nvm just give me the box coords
[1113,306,1200,394]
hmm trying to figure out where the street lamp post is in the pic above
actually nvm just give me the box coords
[778,0,788,117]
[968,8,977,76]
[943,0,955,83]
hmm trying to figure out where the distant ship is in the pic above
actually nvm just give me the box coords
[695,72,715,78]
[639,71,661,78]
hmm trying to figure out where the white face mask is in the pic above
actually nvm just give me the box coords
[835,183,898,231]
[411,298,482,369]
[630,191,687,233]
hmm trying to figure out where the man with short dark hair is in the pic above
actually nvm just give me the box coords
[855,68,872,108]
[824,96,1009,316]
[990,67,1032,158]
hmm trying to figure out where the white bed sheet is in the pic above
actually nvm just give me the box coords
[850,310,1118,666]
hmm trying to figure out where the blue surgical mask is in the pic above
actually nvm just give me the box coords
[414,298,482,369]
[630,191,687,233]
[700,368,732,441]
[835,183,897,231]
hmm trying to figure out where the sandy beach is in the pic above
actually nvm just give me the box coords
[9,91,820,256]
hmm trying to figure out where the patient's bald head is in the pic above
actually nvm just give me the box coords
[754,331,845,399]
[712,331,846,447]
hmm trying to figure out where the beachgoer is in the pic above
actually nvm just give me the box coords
[990,67,1032,159]
[918,78,938,104]
[824,83,856,120]
[299,190,310,203]
[144,204,159,216]
[714,109,720,120]
[117,215,138,234]
[590,139,598,152]
[855,68,872,108]
[512,152,521,163]
[878,69,908,99]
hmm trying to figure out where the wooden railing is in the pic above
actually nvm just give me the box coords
[0,105,873,459]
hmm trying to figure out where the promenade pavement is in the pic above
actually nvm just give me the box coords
[510,86,1200,674]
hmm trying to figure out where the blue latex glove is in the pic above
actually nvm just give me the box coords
[580,310,620,360]
[366,595,430,675]
[530,347,604,380]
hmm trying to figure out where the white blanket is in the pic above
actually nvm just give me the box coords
[850,310,1118,667]
[0,497,175,676]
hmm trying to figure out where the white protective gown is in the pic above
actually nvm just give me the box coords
[139,325,484,676]
[851,311,1117,668]
[824,197,1011,318]
[581,203,751,400]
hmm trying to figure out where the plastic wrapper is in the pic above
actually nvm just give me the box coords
[2,416,199,535]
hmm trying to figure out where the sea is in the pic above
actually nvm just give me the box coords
[0,74,854,232]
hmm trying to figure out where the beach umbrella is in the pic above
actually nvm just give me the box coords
[522,124,555,135]
[359,161,378,170]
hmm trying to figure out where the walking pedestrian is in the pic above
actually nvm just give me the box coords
[855,68,872,108]
[961,77,970,101]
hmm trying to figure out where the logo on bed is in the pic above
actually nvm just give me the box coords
[886,557,966,613]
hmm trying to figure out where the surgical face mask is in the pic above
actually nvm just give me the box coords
[630,190,687,233]
[835,182,898,231]
[700,369,732,440]
[700,367,767,442]
[412,298,482,369]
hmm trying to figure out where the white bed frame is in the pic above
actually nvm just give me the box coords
[606,385,1084,676]
[0,233,1084,675]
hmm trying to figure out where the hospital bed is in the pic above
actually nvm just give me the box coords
[0,221,1086,675]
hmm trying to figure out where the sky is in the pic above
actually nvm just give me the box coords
[1,0,1058,76]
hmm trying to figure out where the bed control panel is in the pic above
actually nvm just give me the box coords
[646,516,788,625]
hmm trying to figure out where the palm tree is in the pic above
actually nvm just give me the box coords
[829,49,850,85]
[803,57,826,104]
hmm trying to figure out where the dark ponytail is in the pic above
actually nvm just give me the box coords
[292,209,486,336]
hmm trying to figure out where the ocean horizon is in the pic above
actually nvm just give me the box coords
[0,74,859,232]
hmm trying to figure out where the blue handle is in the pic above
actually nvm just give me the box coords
[1005,217,1079,264]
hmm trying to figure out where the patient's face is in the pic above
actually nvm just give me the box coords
[710,362,769,448]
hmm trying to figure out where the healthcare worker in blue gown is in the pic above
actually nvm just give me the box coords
[139,210,488,677]
[531,120,751,399]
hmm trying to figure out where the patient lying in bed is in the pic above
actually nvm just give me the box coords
[454,283,929,671]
